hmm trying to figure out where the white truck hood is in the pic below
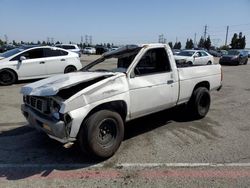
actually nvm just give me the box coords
[20,71,117,96]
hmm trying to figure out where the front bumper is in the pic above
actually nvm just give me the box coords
[21,104,72,143]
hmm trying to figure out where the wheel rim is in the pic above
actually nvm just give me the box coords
[65,67,76,73]
[97,118,117,147]
[0,71,13,83]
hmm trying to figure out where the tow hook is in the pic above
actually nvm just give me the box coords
[63,142,74,148]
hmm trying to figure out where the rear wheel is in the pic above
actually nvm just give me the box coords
[78,110,124,159]
[207,61,212,65]
[64,66,77,73]
[244,59,248,65]
[187,87,211,119]
[0,69,17,85]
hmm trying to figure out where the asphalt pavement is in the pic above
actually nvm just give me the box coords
[0,56,250,187]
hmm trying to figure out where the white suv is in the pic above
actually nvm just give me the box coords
[55,44,81,57]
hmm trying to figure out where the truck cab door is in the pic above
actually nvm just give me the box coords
[128,47,178,119]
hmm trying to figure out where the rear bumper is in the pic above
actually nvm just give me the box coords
[21,104,72,143]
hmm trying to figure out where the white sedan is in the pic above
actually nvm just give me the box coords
[0,46,82,85]
[174,50,214,65]
[83,47,96,54]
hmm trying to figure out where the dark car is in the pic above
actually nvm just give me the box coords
[219,49,248,65]
[95,45,109,55]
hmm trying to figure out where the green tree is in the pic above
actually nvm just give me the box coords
[198,37,205,48]
[168,42,173,49]
[204,36,211,50]
[107,43,111,48]
[12,40,17,46]
[230,32,246,49]
[37,40,41,45]
[185,39,194,49]
[174,42,182,49]
[0,38,4,46]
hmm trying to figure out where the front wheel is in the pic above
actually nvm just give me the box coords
[207,61,212,65]
[78,110,124,159]
[0,69,17,85]
[187,87,211,119]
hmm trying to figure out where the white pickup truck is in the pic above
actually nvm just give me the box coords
[21,44,222,158]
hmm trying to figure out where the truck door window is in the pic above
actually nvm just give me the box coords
[134,48,171,76]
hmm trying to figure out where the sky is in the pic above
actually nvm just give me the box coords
[0,0,250,47]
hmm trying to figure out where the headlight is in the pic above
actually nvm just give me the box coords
[50,99,61,120]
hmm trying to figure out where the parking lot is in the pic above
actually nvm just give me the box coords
[0,56,250,187]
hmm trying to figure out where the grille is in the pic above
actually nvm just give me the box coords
[25,96,48,113]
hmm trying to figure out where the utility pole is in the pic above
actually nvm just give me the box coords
[225,25,229,46]
[89,35,92,45]
[194,33,197,47]
[204,25,208,39]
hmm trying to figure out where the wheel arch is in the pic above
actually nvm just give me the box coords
[77,100,128,138]
[192,81,210,93]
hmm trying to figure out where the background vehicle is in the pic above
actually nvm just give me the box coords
[83,47,96,54]
[208,49,221,57]
[172,49,181,55]
[219,49,248,65]
[0,46,82,85]
[95,45,109,55]
[21,44,222,159]
[174,50,214,65]
[55,44,81,57]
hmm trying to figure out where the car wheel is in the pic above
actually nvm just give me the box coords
[78,110,124,159]
[244,59,248,65]
[187,87,211,119]
[64,66,77,73]
[207,61,212,65]
[187,61,193,65]
[0,69,17,85]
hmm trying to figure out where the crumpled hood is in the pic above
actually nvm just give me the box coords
[20,71,117,96]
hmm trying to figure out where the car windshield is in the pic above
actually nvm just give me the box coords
[177,51,195,56]
[82,45,142,73]
[228,50,240,55]
[0,48,24,58]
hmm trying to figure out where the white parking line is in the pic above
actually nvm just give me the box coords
[0,163,250,168]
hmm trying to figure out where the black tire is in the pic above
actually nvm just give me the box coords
[0,69,17,85]
[207,61,212,65]
[64,66,77,73]
[244,59,248,65]
[187,87,211,119]
[187,61,193,65]
[78,110,124,159]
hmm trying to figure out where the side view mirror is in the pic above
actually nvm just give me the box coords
[19,56,26,62]
[194,54,199,58]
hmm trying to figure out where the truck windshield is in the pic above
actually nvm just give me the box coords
[177,51,195,57]
[82,46,142,73]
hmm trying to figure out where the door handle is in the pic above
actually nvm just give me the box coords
[61,59,66,61]
[167,80,174,84]
[39,61,45,64]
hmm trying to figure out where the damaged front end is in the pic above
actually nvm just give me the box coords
[21,95,73,143]
[20,71,127,143]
